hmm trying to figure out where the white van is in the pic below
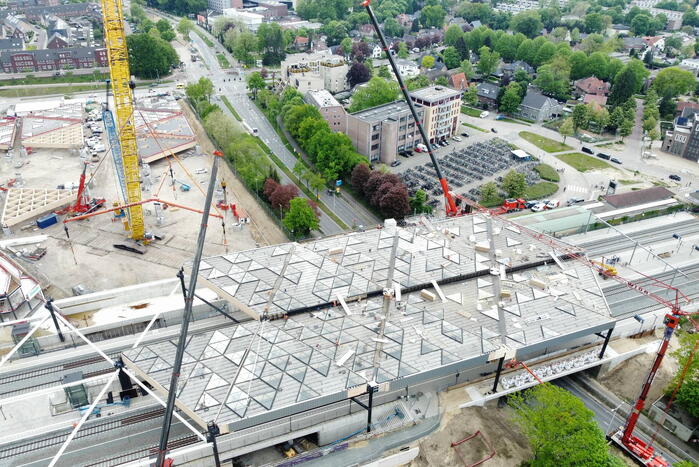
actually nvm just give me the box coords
[480,111,489,118]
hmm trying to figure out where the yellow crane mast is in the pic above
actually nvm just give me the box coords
[100,0,145,239]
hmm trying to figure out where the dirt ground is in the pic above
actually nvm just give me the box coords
[179,101,286,247]
[409,390,531,467]
[599,330,680,403]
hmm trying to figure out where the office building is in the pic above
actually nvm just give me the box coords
[409,85,461,143]
[304,89,347,133]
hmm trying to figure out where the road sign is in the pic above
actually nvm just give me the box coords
[336,180,342,186]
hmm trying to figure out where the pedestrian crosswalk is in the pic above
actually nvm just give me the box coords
[563,185,588,194]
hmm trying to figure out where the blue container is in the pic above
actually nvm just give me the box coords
[37,213,58,229]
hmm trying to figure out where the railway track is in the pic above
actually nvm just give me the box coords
[0,408,166,460]
[84,434,200,467]
[576,219,699,257]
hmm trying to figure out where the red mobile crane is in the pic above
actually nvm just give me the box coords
[361,2,697,464]
[56,162,106,216]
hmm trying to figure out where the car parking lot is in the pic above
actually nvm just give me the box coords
[395,138,546,208]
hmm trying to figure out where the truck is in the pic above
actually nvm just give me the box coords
[191,54,197,62]
[501,198,526,212]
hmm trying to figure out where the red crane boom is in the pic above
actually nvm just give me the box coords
[361,0,460,217]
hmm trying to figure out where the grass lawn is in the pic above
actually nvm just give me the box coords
[555,153,615,172]
[525,181,559,199]
[221,95,242,121]
[461,106,482,117]
[618,179,640,185]
[0,72,109,86]
[519,131,572,153]
[534,163,560,182]
[216,53,231,68]
[0,84,103,98]
[462,122,488,133]
[194,28,214,47]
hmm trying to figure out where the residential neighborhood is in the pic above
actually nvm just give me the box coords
[0,0,698,466]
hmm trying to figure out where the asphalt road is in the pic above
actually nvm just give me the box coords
[185,29,381,234]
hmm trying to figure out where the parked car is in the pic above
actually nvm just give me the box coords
[491,128,498,133]
[452,136,462,142]
[93,143,106,152]
[545,199,560,209]
[524,199,541,208]
[495,114,505,120]
[460,132,470,137]
[669,174,682,181]
[480,111,489,118]
[610,157,622,164]
[531,203,547,212]
[581,147,593,154]
[415,143,427,152]
[399,151,409,158]
[390,160,401,167]
[566,197,584,206]
[596,152,611,160]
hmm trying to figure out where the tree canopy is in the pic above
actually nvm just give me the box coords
[652,67,696,98]
[283,198,320,236]
[510,384,625,466]
[348,77,400,112]
[126,33,178,79]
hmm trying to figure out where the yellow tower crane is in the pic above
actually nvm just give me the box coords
[100,0,145,239]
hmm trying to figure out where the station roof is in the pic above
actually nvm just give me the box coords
[123,215,613,432]
[134,99,195,163]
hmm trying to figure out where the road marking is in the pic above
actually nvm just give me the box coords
[564,185,588,194]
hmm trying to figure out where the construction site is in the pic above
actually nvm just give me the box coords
[0,1,697,467]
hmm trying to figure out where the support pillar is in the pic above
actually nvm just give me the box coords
[45,298,65,343]
[207,422,221,467]
[492,356,505,393]
[599,328,613,359]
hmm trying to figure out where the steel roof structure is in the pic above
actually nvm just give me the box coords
[123,214,614,433]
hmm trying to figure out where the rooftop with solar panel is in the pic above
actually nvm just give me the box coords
[122,214,614,433]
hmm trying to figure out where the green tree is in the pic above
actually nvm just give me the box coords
[176,18,194,36]
[257,23,286,65]
[435,75,449,86]
[510,11,543,38]
[445,25,463,46]
[607,106,626,132]
[479,181,499,205]
[420,4,446,28]
[309,172,326,198]
[348,77,400,112]
[186,76,214,103]
[499,82,523,115]
[340,37,352,57]
[409,189,432,214]
[156,19,176,41]
[461,59,474,78]
[534,56,570,100]
[652,67,696,98]
[383,18,403,37]
[608,60,649,106]
[225,27,258,67]
[246,72,266,99]
[668,332,699,417]
[442,46,461,69]
[502,170,527,198]
[510,383,624,466]
[642,117,657,133]
[126,33,179,79]
[398,42,408,59]
[405,74,431,90]
[378,65,391,79]
[464,84,478,106]
[477,46,500,76]
[421,55,435,69]
[283,198,320,236]
[572,104,590,131]
[619,118,633,141]
[584,12,607,34]
[631,13,656,36]
[559,118,575,143]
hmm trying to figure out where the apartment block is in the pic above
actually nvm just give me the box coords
[304,89,347,133]
[409,85,461,143]
[0,47,107,73]
[281,52,348,94]
[661,109,699,162]
[346,101,424,164]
